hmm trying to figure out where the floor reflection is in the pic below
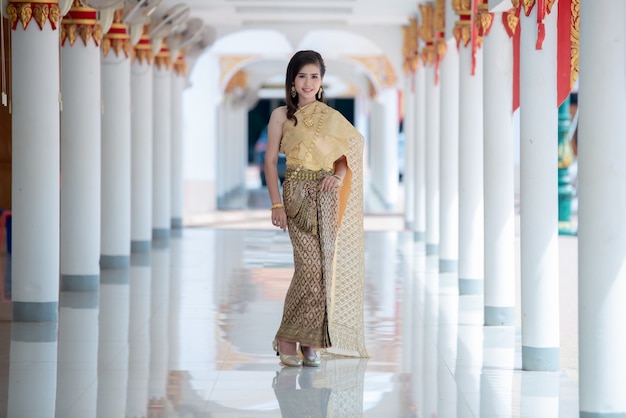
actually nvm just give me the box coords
[0,219,580,417]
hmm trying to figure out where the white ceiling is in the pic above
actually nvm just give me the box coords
[159,0,419,98]
[163,0,418,28]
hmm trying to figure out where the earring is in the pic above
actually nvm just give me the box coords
[317,86,323,100]
[290,85,297,98]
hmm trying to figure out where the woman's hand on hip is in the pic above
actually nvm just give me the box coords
[320,174,343,192]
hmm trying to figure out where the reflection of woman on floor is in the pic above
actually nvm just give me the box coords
[265,50,368,367]
[272,367,331,417]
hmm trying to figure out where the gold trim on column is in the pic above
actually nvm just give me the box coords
[475,0,494,37]
[7,1,60,31]
[154,47,171,70]
[452,0,472,48]
[131,26,154,65]
[102,10,131,58]
[434,0,447,62]
[419,3,435,66]
[570,0,579,91]
[60,2,101,46]
[173,56,187,76]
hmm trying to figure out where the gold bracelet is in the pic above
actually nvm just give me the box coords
[271,203,284,210]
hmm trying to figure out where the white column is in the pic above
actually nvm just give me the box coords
[425,67,440,256]
[152,49,172,241]
[126,253,151,417]
[60,9,101,293]
[215,103,226,203]
[439,35,460,272]
[171,64,185,229]
[183,52,218,214]
[403,75,416,229]
[519,3,559,371]
[235,102,248,193]
[369,99,382,199]
[413,66,426,241]
[483,14,516,326]
[131,36,153,252]
[101,31,131,269]
[368,89,399,209]
[380,87,400,208]
[578,0,626,414]
[458,39,485,296]
[10,0,60,321]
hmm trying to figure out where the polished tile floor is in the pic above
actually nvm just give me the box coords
[0,181,580,417]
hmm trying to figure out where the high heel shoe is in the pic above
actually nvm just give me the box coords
[272,339,302,367]
[300,346,321,367]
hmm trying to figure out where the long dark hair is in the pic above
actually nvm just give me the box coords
[285,50,326,125]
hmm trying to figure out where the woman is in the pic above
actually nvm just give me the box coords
[265,50,368,367]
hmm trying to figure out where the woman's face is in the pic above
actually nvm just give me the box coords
[293,63,322,105]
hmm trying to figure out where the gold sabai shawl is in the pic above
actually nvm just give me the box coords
[281,102,369,358]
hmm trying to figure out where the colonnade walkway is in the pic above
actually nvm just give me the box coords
[0,174,580,417]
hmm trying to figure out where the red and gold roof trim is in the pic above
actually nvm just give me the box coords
[173,56,187,76]
[132,26,153,65]
[102,9,131,58]
[402,17,419,76]
[61,0,101,47]
[475,0,494,37]
[452,0,472,48]
[154,45,171,70]
[434,0,447,63]
[419,3,435,66]
[7,0,60,31]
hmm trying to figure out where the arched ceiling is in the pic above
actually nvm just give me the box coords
[161,0,419,28]
[161,0,417,98]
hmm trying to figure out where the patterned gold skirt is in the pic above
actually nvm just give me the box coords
[274,168,339,348]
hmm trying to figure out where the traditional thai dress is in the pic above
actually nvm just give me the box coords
[274,101,368,358]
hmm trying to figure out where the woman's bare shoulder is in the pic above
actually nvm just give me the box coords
[269,106,288,124]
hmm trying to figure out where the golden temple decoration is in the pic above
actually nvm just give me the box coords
[452,0,472,48]
[154,47,171,70]
[402,17,420,75]
[434,0,447,61]
[225,69,247,93]
[173,56,187,76]
[219,55,259,88]
[61,2,101,46]
[402,25,411,75]
[132,25,153,65]
[102,10,131,58]
[503,7,520,38]
[419,3,435,66]
[345,55,397,89]
[570,0,579,90]
[7,1,60,31]
[518,0,556,49]
[475,0,494,37]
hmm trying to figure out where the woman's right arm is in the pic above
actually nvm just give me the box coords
[265,107,288,229]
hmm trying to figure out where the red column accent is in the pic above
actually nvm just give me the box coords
[556,0,572,106]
